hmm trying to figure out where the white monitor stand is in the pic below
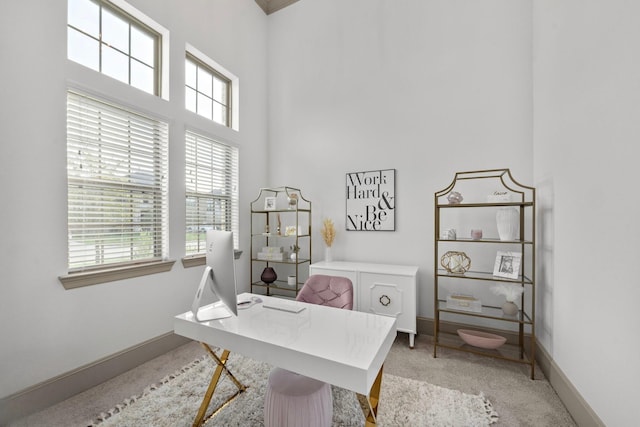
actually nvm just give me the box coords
[191,230,239,321]
[191,266,233,321]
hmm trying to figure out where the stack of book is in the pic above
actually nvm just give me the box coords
[257,246,284,261]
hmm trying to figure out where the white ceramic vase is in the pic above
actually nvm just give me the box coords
[496,207,519,241]
[502,301,518,316]
[325,247,333,262]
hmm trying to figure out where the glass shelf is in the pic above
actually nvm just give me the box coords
[436,269,533,285]
[253,233,310,238]
[436,300,533,324]
[251,258,310,264]
[438,237,533,244]
[433,332,533,366]
[251,280,299,292]
[252,208,311,214]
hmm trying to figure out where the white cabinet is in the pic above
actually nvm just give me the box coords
[310,261,418,348]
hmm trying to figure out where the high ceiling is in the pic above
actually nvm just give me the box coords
[255,0,300,15]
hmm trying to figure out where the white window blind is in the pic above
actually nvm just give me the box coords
[185,131,239,255]
[66,90,169,271]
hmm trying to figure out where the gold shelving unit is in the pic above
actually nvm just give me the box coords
[433,169,536,379]
[250,186,311,297]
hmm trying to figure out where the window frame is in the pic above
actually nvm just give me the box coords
[185,53,232,127]
[59,89,173,289]
[67,0,169,98]
[185,44,239,131]
[183,130,239,266]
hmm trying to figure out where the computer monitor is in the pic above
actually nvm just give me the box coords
[191,230,238,321]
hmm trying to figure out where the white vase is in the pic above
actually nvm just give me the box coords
[502,301,518,316]
[325,247,333,262]
[496,207,519,241]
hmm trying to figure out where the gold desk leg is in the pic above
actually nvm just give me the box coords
[361,364,384,427]
[192,343,247,427]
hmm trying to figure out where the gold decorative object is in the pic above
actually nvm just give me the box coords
[440,251,471,274]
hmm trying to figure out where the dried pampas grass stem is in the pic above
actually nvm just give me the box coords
[321,218,336,247]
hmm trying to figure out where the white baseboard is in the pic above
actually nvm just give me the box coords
[0,332,191,426]
[416,317,605,427]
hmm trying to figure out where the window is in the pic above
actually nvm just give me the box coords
[185,54,232,127]
[66,90,169,272]
[185,131,239,255]
[67,0,160,95]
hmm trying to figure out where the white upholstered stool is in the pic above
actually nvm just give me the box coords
[264,367,333,427]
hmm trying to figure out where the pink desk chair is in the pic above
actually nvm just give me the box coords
[263,275,354,427]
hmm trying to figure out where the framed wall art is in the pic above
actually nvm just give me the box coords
[345,168,395,231]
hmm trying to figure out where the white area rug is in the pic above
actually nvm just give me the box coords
[89,352,498,426]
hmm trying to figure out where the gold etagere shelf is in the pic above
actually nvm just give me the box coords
[433,169,536,379]
[250,186,311,297]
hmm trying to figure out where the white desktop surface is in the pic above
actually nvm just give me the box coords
[174,292,397,395]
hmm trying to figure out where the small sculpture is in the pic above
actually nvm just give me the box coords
[287,193,298,210]
[290,244,300,261]
[277,213,282,235]
[441,229,457,240]
[447,191,463,204]
[441,251,471,274]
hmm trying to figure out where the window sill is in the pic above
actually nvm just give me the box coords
[182,255,206,268]
[181,250,243,268]
[59,260,176,290]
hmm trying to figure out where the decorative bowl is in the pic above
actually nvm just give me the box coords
[457,329,507,349]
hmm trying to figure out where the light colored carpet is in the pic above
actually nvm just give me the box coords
[8,334,576,427]
[88,352,498,426]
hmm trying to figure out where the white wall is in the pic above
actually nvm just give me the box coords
[268,0,640,424]
[266,0,533,319]
[3,1,635,424]
[533,1,640,425]
[0,0,268,398]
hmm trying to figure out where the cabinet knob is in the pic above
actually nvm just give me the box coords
[379,294,391,306]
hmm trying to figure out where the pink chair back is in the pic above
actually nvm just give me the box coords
[296,274,353,310]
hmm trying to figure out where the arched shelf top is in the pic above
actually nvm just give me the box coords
[435,168,535,206]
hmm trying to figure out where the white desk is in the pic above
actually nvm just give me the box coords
[174,292,397,426]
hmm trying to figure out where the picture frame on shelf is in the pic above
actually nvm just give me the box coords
[264,197,276,211]
[493,251,522,279]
